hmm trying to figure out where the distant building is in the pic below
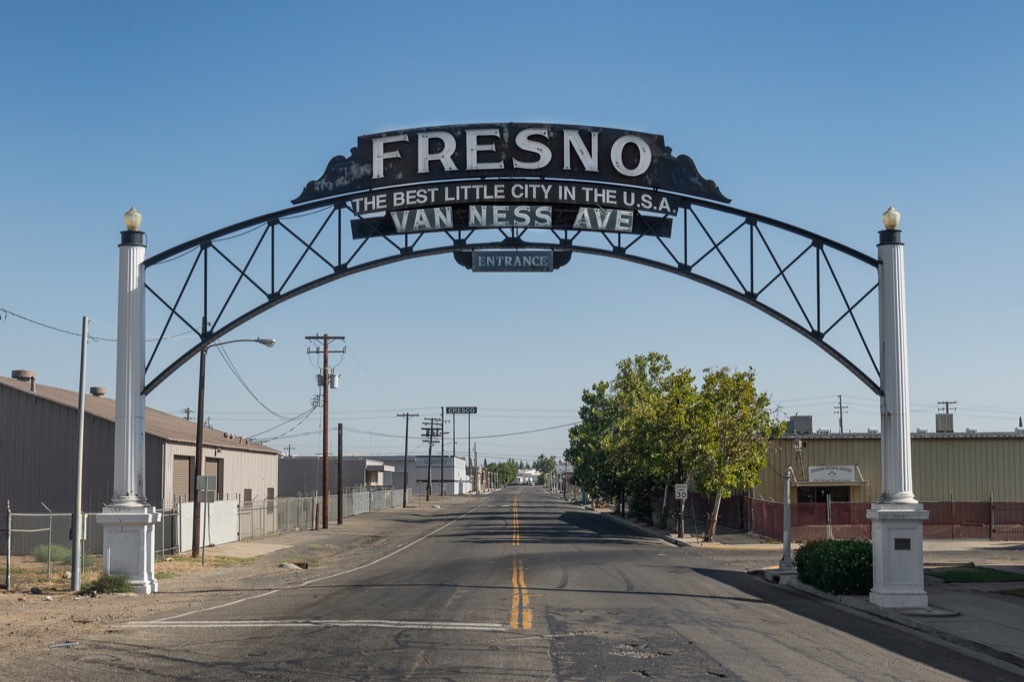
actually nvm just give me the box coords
[515,467,540,485]
[278,456,396,497]
[0,371,279,513]
[372,455,472,496]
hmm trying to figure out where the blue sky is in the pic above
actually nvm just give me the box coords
[2,2,1023,463]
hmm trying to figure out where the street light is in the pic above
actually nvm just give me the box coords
[191,336,275,558]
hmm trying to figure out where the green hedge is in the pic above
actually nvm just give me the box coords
[795,539,873,595]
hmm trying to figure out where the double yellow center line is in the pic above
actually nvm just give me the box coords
[509,492,532,629]
[509,558,531,629]
[511,491,521,546]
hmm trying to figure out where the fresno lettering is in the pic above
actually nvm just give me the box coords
[372,127,653,180]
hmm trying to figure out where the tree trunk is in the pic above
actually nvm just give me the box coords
[704,491,722,542]
[660,477,671,529]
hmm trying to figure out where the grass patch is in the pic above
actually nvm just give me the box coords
[999,588,1024,598]
[925,564,1024,583]
[30,546,95,569]
[33,544,72,564]
[154,571,174,580]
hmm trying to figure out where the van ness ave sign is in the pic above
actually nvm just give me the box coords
[293,123,730,205]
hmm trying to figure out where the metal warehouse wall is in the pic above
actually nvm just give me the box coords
[755,434,1024,503]
[0,384,162,512]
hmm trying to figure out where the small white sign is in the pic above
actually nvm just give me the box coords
[808,465,856,483]
[674,483,688,498]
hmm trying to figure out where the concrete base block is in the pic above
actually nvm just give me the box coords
[867,503,929,609]
[97,505,161,594]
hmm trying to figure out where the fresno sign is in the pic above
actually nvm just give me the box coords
[294,123,729,205]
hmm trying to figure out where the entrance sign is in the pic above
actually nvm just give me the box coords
[142,121,886,402]
[472,250,554,273]
[294,124,730,205]
[303,124,724,242]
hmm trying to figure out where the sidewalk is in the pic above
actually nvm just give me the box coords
[589,504,1024,671]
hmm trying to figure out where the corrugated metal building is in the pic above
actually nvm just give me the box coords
[754,423,1024,504]
[0,372,279,513]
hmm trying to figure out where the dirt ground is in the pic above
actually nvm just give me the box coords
[0,525,401,668]
[0,500,464,667]
[1,554,256,666]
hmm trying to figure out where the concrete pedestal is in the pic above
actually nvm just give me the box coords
[867,503,929,608]
[97,505,161,594]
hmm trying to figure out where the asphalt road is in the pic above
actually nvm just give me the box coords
[20,487,1021,680]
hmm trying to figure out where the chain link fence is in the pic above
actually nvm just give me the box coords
[3,487,409,589]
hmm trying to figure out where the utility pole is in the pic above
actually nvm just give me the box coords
[397,412,419,508]
[421,417,441,501]
[307,333,345,530]
[440,409,446,496]
[937,400,957,414]
[183,407,193,421]
[337,423,344,525]
[835,395,848,434]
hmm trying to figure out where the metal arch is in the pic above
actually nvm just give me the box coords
[142,188,882,396]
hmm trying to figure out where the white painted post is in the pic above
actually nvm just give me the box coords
[97,208,161,594]
[867,207,929,609]
[780,467,795,572]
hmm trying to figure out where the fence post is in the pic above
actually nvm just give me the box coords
[989,492,994,541]
[950,493,954,540]
[5,501,12,590]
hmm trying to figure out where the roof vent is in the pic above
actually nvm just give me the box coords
[90,386,107,397]
[11,369,36,392]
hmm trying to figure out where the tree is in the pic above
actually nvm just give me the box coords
[483,460,517,487]
[606,352,694,522]
[690,367,785,541]
[565,380,622,506]
[566,353,698,521]
[534,454,558,486]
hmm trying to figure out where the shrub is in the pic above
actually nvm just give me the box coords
[795,539,873,595]
[32,544,72,564]
[84,574,133,594]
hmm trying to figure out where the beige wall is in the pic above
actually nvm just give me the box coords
[754,434,1024,503]
[161,442,279,509]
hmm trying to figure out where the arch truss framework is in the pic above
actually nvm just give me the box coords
[142,188,881,396]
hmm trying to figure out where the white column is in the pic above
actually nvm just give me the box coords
[112,227,147,504]
[868,207,928,609]
[99,208,160,594]
[877,223,915,503]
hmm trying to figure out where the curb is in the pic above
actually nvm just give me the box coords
[781,578,1024,671]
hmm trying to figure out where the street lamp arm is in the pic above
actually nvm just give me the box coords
[191,335,274,558]
[206,337,276,349]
